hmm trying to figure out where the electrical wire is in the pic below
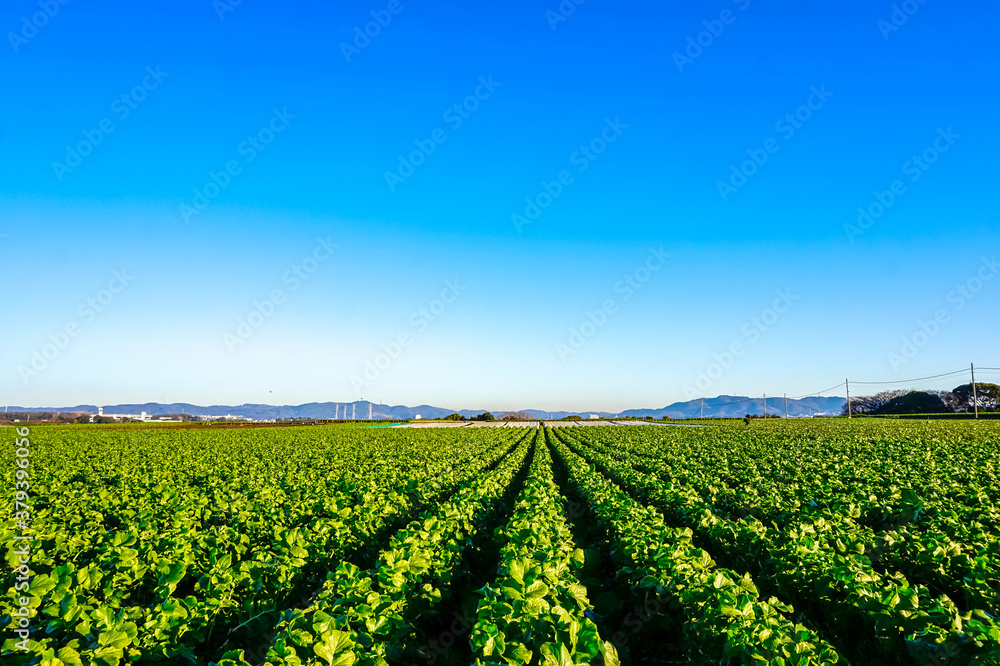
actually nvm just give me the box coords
[850,368,968,385]
[679,365,996,415]
[693,368,973,403]
[788,382,846,400]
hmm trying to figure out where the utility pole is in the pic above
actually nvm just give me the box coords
[784,393,788,419]
[846,379,852,419]
[971,363,979,419]
[700,398,704,419]
[335,403,339,420]
[352,403,356,420]
[368,402,372,420]
[763,393,767,419]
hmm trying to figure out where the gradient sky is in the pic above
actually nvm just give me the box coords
[2,0,999,411]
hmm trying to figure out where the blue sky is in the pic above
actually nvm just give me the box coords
[2,0,999,411]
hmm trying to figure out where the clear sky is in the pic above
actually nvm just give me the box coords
[2,0,999,411]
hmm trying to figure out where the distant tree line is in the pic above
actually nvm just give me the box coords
[0,411,138,424]
[0,411,82,424]
[841,383,1000,416]
[444,412,496,422]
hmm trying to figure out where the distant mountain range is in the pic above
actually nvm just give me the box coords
[7,395,845,420]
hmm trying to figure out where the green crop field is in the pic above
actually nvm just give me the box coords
[3,420,999,666]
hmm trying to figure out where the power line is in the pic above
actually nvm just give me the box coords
[690,382,848,407]
[679,364,995,414]
[787,382,845,400]
[850,368,968,385]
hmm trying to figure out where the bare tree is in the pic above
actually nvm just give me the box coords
[498,411,535,421]
[951,383,1000,412]
[841,390,909,416]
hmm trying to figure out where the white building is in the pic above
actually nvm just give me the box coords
[96,407,181,422]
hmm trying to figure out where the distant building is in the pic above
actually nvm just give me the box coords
[415,414,422,420]
[96,407,182,423]
[589,414,599,420]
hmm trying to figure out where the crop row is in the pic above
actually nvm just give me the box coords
[557,425,1000,664]
[608,423,999,584]
[469,433,618,665]
[548,427,845,665]
[1,427,528,665]
[211,431,534,666]
[587,425,1000,618]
